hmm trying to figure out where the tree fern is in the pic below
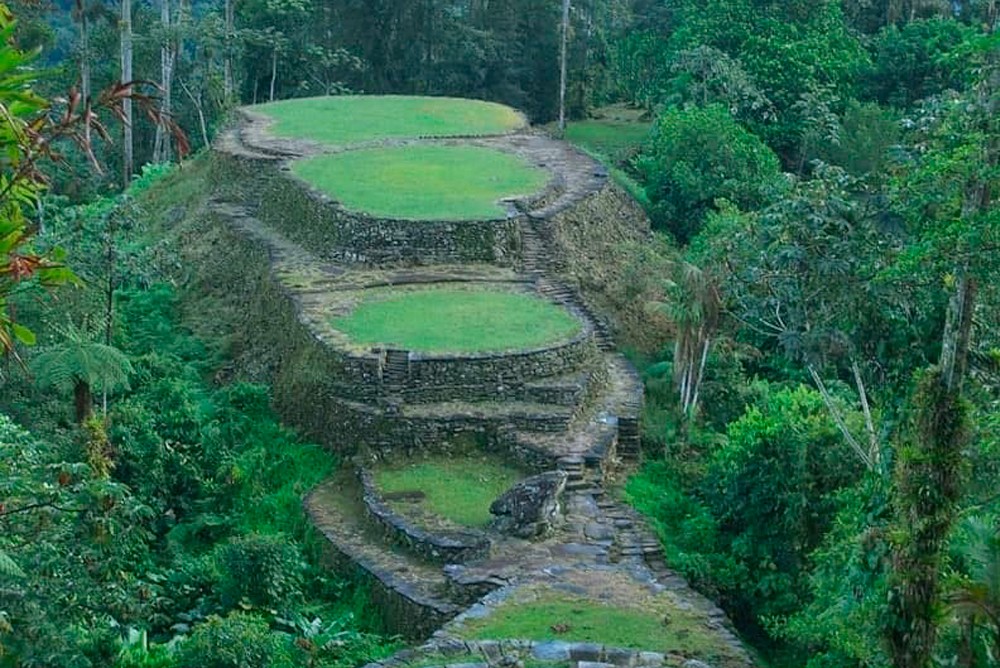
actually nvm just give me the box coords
[29,319,133,394]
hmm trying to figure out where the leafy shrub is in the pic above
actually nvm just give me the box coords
[703,385,864,624]
[214,534,305,610]
[178,614,297,668]
[821,100,900,176]
[866,18,977,107]
[626,461,743,597]
[636,104,782,243]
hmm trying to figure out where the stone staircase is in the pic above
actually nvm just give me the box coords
[382,349,411,386]
[517,218,546,277]
[516,200,616,355]
[536,278,615,352]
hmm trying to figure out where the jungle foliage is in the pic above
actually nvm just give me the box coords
[2,1,1000,667]
[0,168,400,666]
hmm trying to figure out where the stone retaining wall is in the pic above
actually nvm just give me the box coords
[212,149,522,267]
[315,332,600,404]
[402,335,599,386]
[189,202,604,459]
[358,468,492,565]
[329,398,573,454]
[297,332,600,401]
[365,638,675,668]
[308,504,460,640]
[323,370,593,407]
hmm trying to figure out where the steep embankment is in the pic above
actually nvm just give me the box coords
[164,95,754,668]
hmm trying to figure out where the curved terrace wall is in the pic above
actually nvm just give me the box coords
[358,468,492,565]
[211,150,524,267]
[303,299,600,401]
[308,502,461,641]
[319,346,602,405]
[190,199,602,459]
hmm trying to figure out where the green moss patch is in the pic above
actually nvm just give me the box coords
[331,288,581,353]
[255,95,526,145]
[458,584,739,664]
[291,145,548,221]
[374,454,524,527]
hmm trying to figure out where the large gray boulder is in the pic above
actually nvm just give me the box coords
[488,471,567,539]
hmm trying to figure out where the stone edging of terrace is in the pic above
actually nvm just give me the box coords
[358,467,492,565]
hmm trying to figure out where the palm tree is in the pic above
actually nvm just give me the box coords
[30,321,133,423]
[947,515,1000,663]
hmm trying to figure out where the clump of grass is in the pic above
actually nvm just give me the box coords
[460,589,740,663]
[374,454,524,527]
[292,145,548,221]
[331,288,581,354]
[255,95,526,145]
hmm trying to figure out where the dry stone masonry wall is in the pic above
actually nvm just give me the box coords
[201,99,754,667]
[359,468,492,565]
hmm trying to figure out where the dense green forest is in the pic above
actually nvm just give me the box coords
[1,0,999,666]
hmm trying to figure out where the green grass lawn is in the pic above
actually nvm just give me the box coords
[292,145,549,220]
[254,95,526,145]
[374,455,524,527]
[564,120,651,164]
[557,105,653,213]
[458,588,738,663]
[332,288,581,353]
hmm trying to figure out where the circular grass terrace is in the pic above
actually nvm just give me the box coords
[291,145,549,220]
[331,288,582,354]
[374,454,524,529]
[254,95,526,146]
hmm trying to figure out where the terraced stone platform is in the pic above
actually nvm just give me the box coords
[205,95,753,667]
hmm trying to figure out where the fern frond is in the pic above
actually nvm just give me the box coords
[0,551,24,579]
[30,339,133,393]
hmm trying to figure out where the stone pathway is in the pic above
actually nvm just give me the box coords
[209,108,755,668]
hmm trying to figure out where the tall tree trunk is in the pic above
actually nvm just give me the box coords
[154,0,174,163]
[269,47,278,101]
[558,0,570,133]
[179,78,210,149]
[121,0,134,188]
[79,3,91,101]
[74,379,93,424]
[885,24,996,666]
[223,0,234,104]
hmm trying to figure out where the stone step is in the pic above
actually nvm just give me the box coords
[512,416,617,467]
[567,486,604,498]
